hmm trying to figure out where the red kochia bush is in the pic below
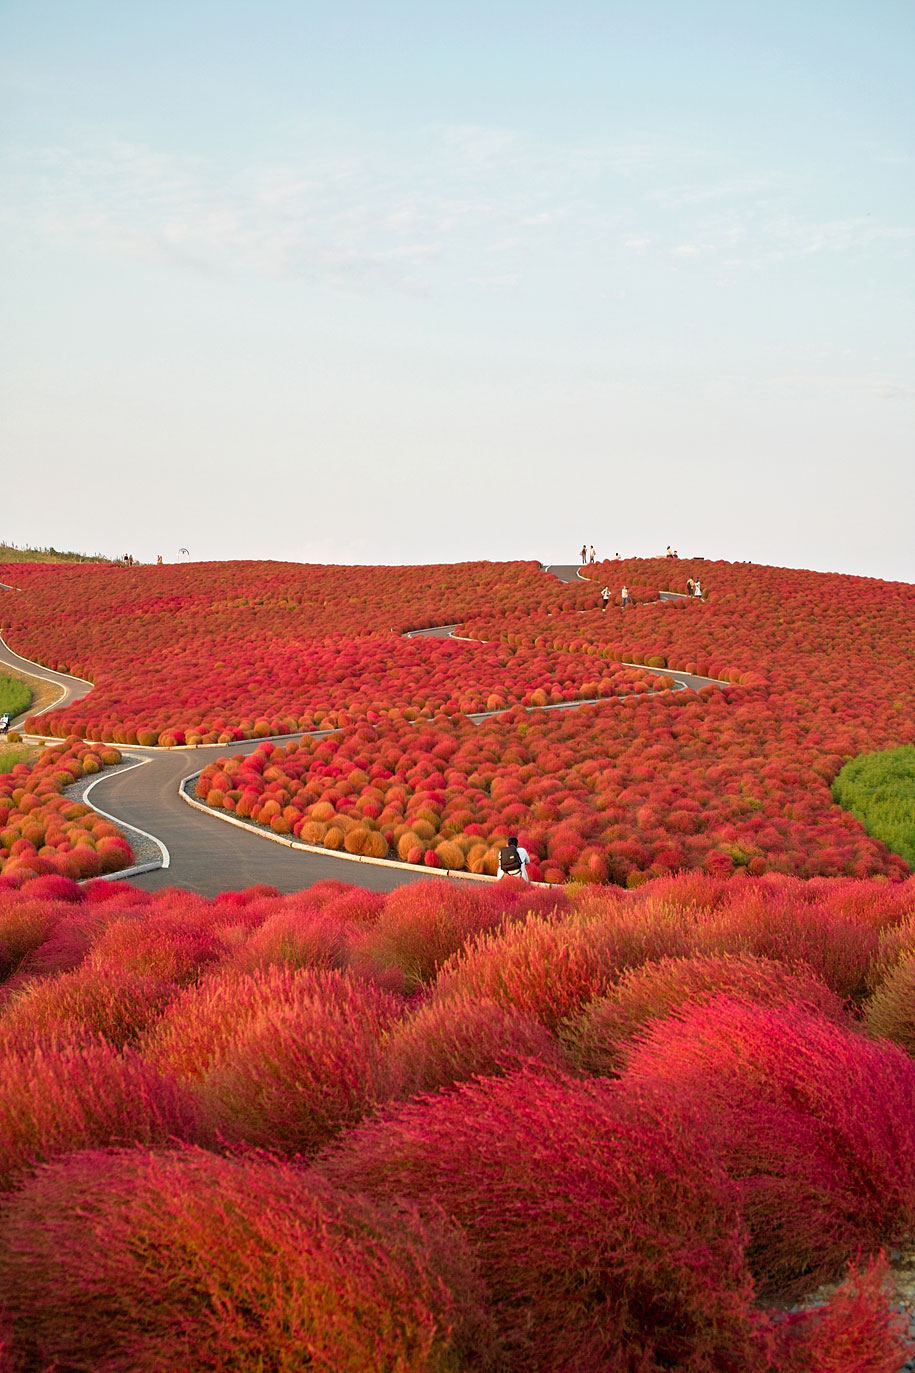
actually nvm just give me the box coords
[226,906,351,975]
[562,953,847,1077]
[0,967,176,1053]
[0,1147,495,1373]
[317,1066,762,1372]
[172,968,402,1154]
[381,995,564,1099]
[354,880,518,990]
[85,908,223,984]
[620,998,915,1294]
[773,1254,913,1371]
[141,965,308,1080]
[693,888,880,1001]
[430,904,693,1030]
[0,1040,200,1191]
[0,897,65,982]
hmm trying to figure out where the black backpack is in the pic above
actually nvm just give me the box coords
[499,845,522,874]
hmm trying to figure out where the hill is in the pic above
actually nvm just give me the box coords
[3,554,914,885]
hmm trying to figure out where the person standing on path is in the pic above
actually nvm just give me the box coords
[580,544,588,564]
[694,579,703,599]
[621,585,630,608]
[600,585,611,611]
[589,545,596,563]
[497,836,531,882]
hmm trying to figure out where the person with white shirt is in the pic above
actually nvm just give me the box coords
[497,836,531,881]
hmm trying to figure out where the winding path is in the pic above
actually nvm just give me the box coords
[0,564,723,895]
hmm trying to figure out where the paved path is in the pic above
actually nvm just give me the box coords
[0,634,93,728]
[0,566,726,893]
[91,741,453,896]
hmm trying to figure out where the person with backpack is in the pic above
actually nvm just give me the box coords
[498,836,531,882]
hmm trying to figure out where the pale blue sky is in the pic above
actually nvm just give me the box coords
[2,2,912,577]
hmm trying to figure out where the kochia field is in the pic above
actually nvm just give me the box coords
[4,554,915,884]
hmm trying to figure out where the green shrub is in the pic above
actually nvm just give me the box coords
[832,746,915,869]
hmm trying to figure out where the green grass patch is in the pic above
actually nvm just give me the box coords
[0,742,45,772]
[832,746,915,869]
[0,675,32,719]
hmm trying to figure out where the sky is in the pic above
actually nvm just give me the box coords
[1,1,913,579]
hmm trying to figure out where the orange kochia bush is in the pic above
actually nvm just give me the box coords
[0,740,132,889]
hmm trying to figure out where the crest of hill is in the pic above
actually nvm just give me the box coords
[0,542,111,565]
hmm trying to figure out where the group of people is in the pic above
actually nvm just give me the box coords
[586,544,689,565]
[686,577,703,598]
[581,545,628,564]
[600,585,630,610]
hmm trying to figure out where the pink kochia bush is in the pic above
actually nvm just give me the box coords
[562,953,848,1077]
[620,997,915,1294]
[317,1066,764,1372]
[0,1147,495,1373]
[0,1039,200,1191]
[773,1254,914,1372]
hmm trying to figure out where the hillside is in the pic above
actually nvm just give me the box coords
[3,554,914,885]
